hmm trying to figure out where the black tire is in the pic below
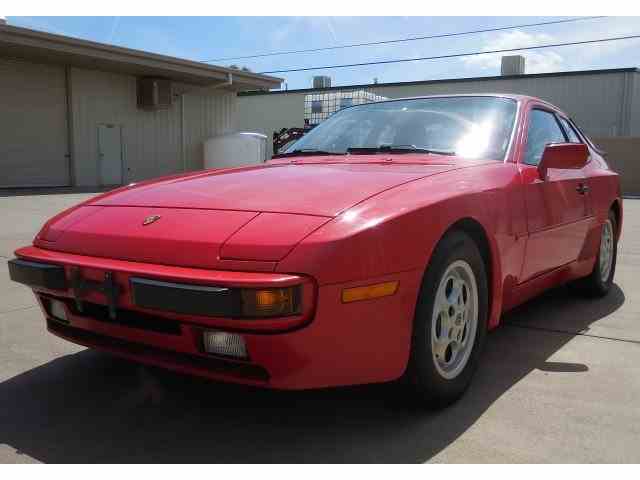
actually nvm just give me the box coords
[405,230,489,408]
[571,210,618,298]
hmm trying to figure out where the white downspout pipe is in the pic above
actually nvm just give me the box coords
[182,73,234,171]
[180,93,186,172]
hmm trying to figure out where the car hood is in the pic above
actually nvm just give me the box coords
[35,158,459,268]
[89,160,457,217]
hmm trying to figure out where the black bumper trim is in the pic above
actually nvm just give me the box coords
[8,258,67,290]
[41,295,182,335]
[47,320,270,382]
[130,277,240,318]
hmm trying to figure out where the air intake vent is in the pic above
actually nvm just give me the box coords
[137,77,172,110]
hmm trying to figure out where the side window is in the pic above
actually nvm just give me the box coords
[558,116,582,143]
[523,109,567,165]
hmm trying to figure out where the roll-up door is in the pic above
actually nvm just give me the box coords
[0,58,69,187]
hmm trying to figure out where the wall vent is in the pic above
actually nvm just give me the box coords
[137,77,172,110]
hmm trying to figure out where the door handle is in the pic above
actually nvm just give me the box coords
[576,183,590,195]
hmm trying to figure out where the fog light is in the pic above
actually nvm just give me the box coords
[49,299,68,322]
[203,331,248,359]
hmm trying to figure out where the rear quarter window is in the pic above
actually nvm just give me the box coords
[558,117,582,143]
[570,120,611,169]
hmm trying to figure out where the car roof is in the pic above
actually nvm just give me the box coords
[365,93,564,113]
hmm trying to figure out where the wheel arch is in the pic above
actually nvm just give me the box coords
[431,216,502,330]
[610,199,622,241]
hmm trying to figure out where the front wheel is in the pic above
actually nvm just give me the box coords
[406,230,488,408]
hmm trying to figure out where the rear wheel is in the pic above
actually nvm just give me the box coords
[572,210,617,297]
[406,230,488,408]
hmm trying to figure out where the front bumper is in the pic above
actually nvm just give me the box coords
[11,246,421,389]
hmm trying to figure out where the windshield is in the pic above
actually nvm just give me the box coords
[283,96,517,161]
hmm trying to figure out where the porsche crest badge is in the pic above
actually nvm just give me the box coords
[142,214,161,226]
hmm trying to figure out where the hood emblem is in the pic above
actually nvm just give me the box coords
[142,214,161,226]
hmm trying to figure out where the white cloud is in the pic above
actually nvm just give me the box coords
[561,16,640,62]
[461,17,640,76]
[462,30,565,74]
[252,16,640,87]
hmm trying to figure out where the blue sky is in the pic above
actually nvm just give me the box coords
[6,16,640,89]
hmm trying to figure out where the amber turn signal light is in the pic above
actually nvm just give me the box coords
[240,286,301,318]
[341,281,399,303]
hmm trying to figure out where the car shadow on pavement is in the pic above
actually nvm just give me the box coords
[0,284,625,463]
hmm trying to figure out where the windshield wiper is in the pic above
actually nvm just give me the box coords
[347,145,456,155]
[273,148,344,159]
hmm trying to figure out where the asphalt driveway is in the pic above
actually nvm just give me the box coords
[0,193,639,463]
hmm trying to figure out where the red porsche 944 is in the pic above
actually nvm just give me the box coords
[10,94,622,406]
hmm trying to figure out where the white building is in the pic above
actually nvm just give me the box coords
[0,24,281,188]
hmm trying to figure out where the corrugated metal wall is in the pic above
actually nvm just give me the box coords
[237,92,306,159]
[630,72,640,136]
[593,137,640,196]
[373,72,629,137]
[71,67,237,187]
[71,67,180,186]
[182,90,237,172]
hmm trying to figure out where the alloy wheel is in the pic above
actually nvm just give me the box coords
[600,219,614,283]
[431,260,479,380]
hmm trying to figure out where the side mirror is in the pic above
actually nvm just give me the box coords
[538,143,589,180]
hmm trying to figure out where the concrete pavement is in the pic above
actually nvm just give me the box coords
[0,193,638,463]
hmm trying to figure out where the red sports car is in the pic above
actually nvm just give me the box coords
[9,94,622,407]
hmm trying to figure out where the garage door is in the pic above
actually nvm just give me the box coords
[0,58,69,187]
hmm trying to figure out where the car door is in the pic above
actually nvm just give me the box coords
[519,106,592,282]
[555,115,595,216]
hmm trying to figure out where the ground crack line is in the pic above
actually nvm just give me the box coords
[505,323,640,345]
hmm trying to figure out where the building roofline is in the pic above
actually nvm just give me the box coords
[239,67,639,96]
[0,24,282,90]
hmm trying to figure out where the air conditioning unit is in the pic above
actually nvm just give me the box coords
[312,76,332,89]
[137,77,172,110]
[501,55,526,76]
